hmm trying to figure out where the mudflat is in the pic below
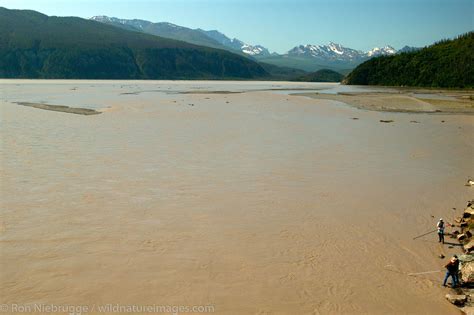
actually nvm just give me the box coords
[296,88,474,114]
[14,101,102,115]
[1,80,473,314]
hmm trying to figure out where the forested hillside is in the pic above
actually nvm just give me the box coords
[344,32,473,88]
[0,8,267,79]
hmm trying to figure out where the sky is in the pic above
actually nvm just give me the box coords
[0,0,472,53]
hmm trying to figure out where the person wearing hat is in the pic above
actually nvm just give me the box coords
[443,255,459,288]
[437,218,445,243]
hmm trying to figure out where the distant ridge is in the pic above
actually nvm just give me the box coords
[90,16,273,57]
[292,69,344,82]
[90,16,226,50]
[89,15,424,73]
[196,29,272,56]
[0,8,267,79]
[344,32,474,88]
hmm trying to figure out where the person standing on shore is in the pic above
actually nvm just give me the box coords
[443,255,459,288]
[437,218,445,243]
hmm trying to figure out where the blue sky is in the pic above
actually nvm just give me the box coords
[0,0,472,53]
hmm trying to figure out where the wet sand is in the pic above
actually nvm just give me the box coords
[1,81,473,314]
[14,102,101,115]
[296,90,474,114]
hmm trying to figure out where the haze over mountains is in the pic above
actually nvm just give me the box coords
[90,15,419,72]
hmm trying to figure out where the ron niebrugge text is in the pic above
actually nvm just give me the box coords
[2,303,215,314]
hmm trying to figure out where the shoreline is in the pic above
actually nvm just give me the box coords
[291,89,474,114]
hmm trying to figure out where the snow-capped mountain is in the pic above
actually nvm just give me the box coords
[241,44,271,56]
[91,16,272,57]
[91,16,152,30]
[91,15,408,66]
[366,46,396,57]
[287,42,364,61]
[286,42,398,63]
[197,29,272,57]
[197,30,243,50]
[90,16,227,49]
[91,16,196,35]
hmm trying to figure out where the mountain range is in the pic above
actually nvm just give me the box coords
[90,15,419,72]
[0,8,267,79]
[90,16,273,57]
[258,43,419,73]
[2,7,436,82]
[90,16,227,50]
[286,43,397,63]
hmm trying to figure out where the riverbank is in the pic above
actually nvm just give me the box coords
[294,89,474,114]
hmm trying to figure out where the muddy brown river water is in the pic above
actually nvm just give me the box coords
[1,80,473,314]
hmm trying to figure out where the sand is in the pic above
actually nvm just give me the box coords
[295,89,474,114]
[14,102,102,115]
[1,81,473,314]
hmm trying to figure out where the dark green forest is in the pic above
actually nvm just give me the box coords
[292,69,344,82]
[0,8,267,79]
[344,32,473,88]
